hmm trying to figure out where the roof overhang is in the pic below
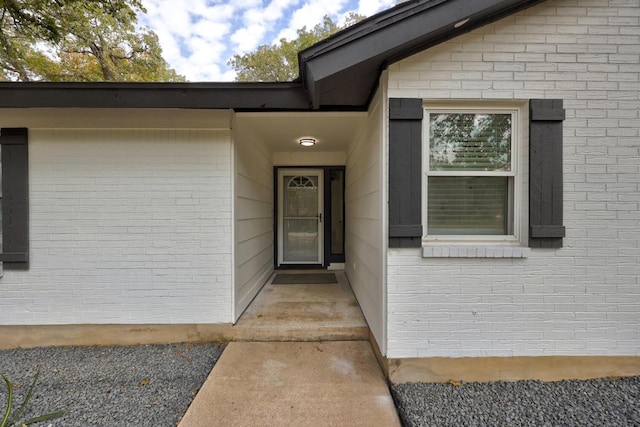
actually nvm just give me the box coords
[299,0,546,108]
[0,82,311,111]
[0,0,546,112]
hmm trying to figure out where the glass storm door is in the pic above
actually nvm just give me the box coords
[278,169,324,265]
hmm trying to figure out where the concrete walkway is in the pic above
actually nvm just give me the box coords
[178,341,401,427]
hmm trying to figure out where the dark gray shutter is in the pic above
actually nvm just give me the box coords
[1,128,29,269]
[529,99,565,248]
[389,98,423,248]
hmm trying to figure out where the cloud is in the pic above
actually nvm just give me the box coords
[276,0,349,41]
[139,0,396,81]
[231,24,268,53]
[356,0,397,17]
[230,0,302,53]
[140,0,236,81]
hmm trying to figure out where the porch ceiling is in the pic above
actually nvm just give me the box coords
[235,111,367,153]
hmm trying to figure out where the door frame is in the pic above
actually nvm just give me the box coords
[277,168,324,267]
[274,166,346,269]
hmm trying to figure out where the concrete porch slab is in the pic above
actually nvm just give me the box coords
[178,341,401,427]
[233,271,370,342]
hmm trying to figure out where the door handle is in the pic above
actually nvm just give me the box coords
[318,213,322,222]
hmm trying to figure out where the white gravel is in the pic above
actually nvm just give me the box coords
[391,376,640,427]
[5,344,638,426]
[0,343,225,427]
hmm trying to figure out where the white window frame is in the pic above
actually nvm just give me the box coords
[422,102,524,246]
[0,144,2,277]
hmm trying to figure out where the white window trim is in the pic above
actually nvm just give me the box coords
[0,144,2,277]
[421,102,528,257]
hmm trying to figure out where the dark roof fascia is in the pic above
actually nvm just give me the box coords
[299,0,546,108]
[0,81,314,111]
[383,0,548,65]
[299,0,448,62]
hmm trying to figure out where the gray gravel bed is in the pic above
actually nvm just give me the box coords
[0,343,225,427]
[392,376,640,427]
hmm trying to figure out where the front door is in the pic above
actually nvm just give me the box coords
[277,169,324,266]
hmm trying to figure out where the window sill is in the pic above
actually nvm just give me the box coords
[422,246,530,258]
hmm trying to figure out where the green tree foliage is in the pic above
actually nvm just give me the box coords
[429,113,512,171]
[229,13,363,82]
[0,0,184,81]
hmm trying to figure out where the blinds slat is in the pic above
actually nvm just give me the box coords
[427,176,509,235]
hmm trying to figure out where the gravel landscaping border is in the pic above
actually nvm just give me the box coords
[0,343,225,427]
[392,376,640,427]
[4,343,638,426]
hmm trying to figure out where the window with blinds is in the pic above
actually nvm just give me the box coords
[425,109,516,237]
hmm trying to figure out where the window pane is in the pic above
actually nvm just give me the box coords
[330,169,344,255]
[283,219,319,262]
[428,176,510,235]
[429,113,512,171]
[284,175,318,218]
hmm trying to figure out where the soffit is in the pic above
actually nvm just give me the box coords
[235,112,367,153]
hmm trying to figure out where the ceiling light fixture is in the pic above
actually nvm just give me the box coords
[299,137,317,147]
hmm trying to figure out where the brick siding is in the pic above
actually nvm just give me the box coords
[386,0,639,358]
[0,128,233,324]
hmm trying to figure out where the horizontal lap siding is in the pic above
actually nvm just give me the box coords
[346,91,386,352]
[0,128,233,324]
[233,126,274,321]
[386,0,640,358]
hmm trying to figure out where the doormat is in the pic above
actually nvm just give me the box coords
[272,273,338,284]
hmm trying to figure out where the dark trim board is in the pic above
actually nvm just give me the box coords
[0,128,30,269]
[388,98,423,248]
[323,167,346,266]
[0,82,312,111]
[529,99,565,248]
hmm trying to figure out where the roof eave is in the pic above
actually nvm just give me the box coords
[0,82,312,111]
[299,0,546,109]
[0,0,548,111]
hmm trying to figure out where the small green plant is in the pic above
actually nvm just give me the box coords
[1,370,65,427]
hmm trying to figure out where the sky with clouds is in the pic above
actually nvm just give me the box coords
[138,0,398,82]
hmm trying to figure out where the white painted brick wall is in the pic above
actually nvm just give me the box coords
[0,128,233,324]
[387,0,640,358]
